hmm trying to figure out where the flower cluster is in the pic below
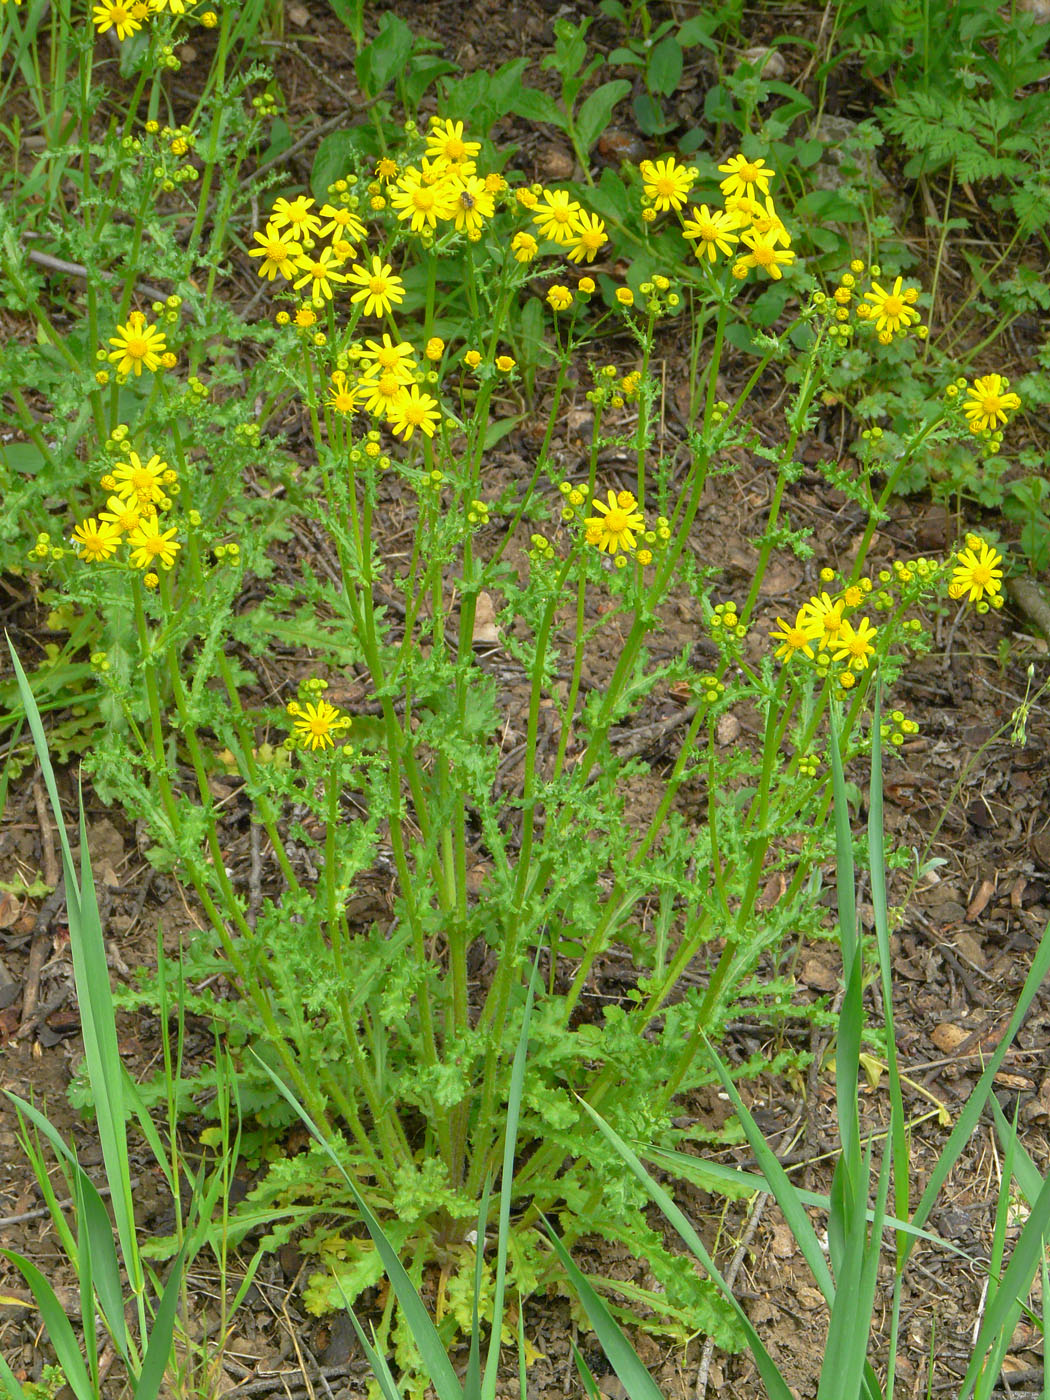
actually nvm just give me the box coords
[317,335,442,441]
[655,152,796,282]
[285,679,353,752]
[770,578,879,691]
[949,535,1004,611]
[92,0,212,44]
[814,260,927,347]
[61,428,186,587]
[956,373,1022,446]
[558,482,668,570]
[102,306,178,383]
[512,185,608,266]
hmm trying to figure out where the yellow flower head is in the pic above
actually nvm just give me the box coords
[831,616,877,668]
[863,276,921,336]
[92,0,141,39]
[770,609,823,662]
[681,204,740,263]
[248,223,302,280]
[72,518,122,562]
[425,117,481,165]
[585,488,645,554]
[287,697,350,751]
[269,195,322,237]
[546,285,573,312]
[511,231,538,263]
[389,164,457,232]
[566,210,607,264]
[128,514,181,571]
[639,156,696,211]
[532,188,583,245]
[950,539,1003,603]
[385,384,441,441]
[963,374,1021,435]
[717,153,774,198]
[107,314,167,375]
[112,451,169,509]
[326,371,359,415]
[345,256,405,317]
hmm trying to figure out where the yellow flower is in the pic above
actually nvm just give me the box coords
[546,285,573,311]
[566,211,607,264]
[359,334,417,380]
[345,256,405,317]
[269,195,322,237]
[98,496,142,533]
[325,371,359,415]
[424,337,444,362]
[317,203,367,243]
[799,592,847,644]
[248,223,302,280]
[963,374,1021,435]
[425,117,481,165]
[831,616,877,668]
[288,698,350,751]
[464,349,482,369]
[389,164,457,232]
[532,189,582,245]
[294,305,317,329]
[293,246,348,304]
[736,230,795,280]
[112,452,169,508]
[639,156,695,211]
[770,609,823,661]
[950,539,1003,603]
[585,488,645,554]
[615,287,634,306]
[717,153,774,198]
[359,372,407,419]
[511,231,538,263]
[72,518,122,562]
[863,276,921,336]
[745,195,790,246]
[681,204,739,262]
[128,514,181,571]
[448,171,494,233]
[92,0,141,38]
[578,276,595,294]
[375,157,398,182]
[385,384,441,441]
[107,313,167,375]
[495,355,515,372]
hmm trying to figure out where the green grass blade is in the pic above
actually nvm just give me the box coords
[7,641,139,1295]
[903,912,1050,1265]
[693,1048,835,1299]
[483,951,541,1400]
[248,1049,462,1400]
[572,1342,603,1400]
[0,1250,95,1400]
[989,1096,1044,1206]
[77,1171,130,1359]
[576,1100,796,1400]
[544,1226,666,1400]
[133,1245,187,1400]
[828,702,862,1200]
[0,1351,28,1399]
[959,1167,1050,1400]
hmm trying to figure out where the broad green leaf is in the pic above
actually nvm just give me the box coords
[509,87,568,132]
[0,1250,94,1400]
[575,80,632,156]
[646,35,683,96]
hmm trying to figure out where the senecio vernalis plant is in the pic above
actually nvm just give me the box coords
[29,117,1022,1365]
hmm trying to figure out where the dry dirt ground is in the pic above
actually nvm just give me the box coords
[3,1,1050,1396]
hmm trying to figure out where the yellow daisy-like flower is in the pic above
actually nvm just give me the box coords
[72,517,122,562]
[128,514,181,571]
[799,592,847,645]
[326,371,359,415]
[292,246,347,304]
[585,489,645,554]
[389,165,457,232]
[511,231,538,263]
[639,156,695,212]
[770,609,823,661]
[287,697,350,752]
[717,153,774,198]
[385,384,441,441]
[107,313,167,375]
[248,223,302,280]
[98,495,142,533]
[425,117,481,165]
[681,204,739,262]
[546,285,573,312]
[359,372,408,419]
[532,188,583,245]
[736,229,795,280]
[92,0,141,39]
[269,195,322,237]
[345,257,405,317]
[112,452,169,509]
[358,334,417,381]
[831,616,877,668]
[448,172,495,234]
[745,195,790,247]
[962,375,1021,435]
[863,276,921,336]
[375,157,399,182]
[316,203,367,243]
[949,539,1003,603]
[566,210,608,264]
